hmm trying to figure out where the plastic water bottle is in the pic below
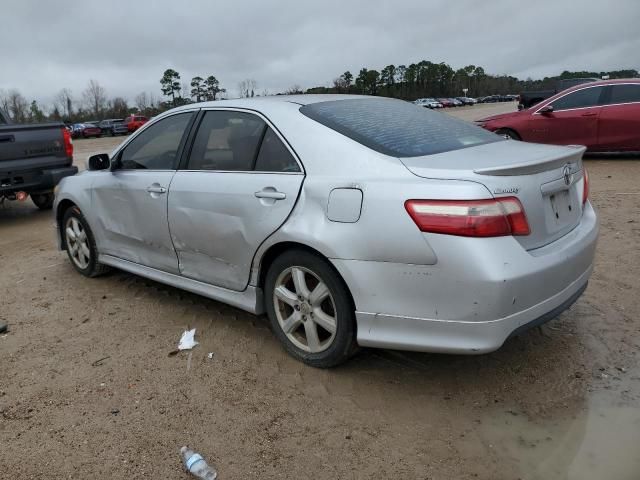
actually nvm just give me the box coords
[180,446,218,480]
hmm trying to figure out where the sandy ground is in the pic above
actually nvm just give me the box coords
[1,103,639,480]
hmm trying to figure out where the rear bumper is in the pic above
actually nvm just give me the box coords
[0,165,78,195]
[353,269,590,354]
[331,202,598,354]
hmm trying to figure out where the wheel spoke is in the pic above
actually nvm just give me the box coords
[72,218,82,236]
[291,267,310,297]
[274,285,298,307]
[281,312,302,334]
[69,243,79,256]
[308,281,329,307]
[80,243,91,260]
[304,320,321,352]
[312,308,336,334]
[65,227,76,241]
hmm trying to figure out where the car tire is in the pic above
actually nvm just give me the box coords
[265,250,358,368]
[31,192,54,210]
[62,206,110,277]
[495,128,521,141]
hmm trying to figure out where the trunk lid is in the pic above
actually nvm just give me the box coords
[399,140,586,250]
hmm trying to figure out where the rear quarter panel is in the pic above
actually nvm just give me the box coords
[249,105,493,281]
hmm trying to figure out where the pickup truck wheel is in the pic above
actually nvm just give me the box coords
[62,207,110,277]
[31,193,54,210]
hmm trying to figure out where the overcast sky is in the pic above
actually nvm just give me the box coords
[2,0,638,107]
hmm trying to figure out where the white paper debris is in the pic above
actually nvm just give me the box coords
[207,352,214,359]
[178,329,198,350]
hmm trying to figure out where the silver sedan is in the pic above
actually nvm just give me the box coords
[54,95,598,367]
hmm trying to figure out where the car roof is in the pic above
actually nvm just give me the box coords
[157,94,398,121]
[561,78,640,93]
[170,94,372,111]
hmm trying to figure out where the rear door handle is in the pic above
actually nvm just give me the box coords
[581,112,597,117]
[0,134,15,143]
[146,185,167,194]
[255,189,286,200]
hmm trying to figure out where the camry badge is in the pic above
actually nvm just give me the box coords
[493,187,519,195]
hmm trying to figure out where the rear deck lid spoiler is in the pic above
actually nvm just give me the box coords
[473,145,586,176]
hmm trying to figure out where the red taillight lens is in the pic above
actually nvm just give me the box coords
[62,128,73,159]
[582,168,589,206]
[405,197,530,237]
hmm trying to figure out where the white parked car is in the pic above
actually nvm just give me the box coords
[414,98,443,109]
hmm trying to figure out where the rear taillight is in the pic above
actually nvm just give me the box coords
[582,168,589,206]
[405,197,530,237]
[62,128,73,158]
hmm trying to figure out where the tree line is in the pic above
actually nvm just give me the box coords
[0,80,164,125]
[307,62,638,99]
[1,63,637,125]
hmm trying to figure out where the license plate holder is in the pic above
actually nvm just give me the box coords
[549,190,573,222]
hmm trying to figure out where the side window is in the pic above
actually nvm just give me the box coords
[550,87,604,111]
[187,111,266,171]
[608,84,640,105]
[254,128,300,172]
[119,112,193,170]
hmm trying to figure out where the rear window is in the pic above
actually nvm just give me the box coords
[299,98,501,157]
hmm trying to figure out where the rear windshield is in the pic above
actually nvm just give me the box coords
[299,98,502,157]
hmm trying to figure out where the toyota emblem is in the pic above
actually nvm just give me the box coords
[562,164,573,186]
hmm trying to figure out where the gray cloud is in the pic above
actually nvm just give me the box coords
[2,0,638,107]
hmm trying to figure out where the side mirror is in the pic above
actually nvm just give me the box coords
[539,105,554,115]
[87,153,111,171]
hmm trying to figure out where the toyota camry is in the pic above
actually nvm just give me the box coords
[54,95,598,367]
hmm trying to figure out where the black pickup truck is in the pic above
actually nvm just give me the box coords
[518,77,600,109]
[0,109,77,209]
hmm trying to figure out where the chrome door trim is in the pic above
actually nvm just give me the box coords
[533,84,606,115]
[532,81,640,115]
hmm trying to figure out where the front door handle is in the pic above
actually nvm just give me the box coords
[581,112,597,117]
[146,185,167,194]
[255,189,286,200]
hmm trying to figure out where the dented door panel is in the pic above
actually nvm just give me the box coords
[168,171,303,291]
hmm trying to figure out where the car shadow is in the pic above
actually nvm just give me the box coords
[0,200,50,225]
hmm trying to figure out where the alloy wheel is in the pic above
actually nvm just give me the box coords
[273,266,337,353]
[65,217,91,269]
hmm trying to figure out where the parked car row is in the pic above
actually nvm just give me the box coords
[477,94,518,103]
[66,115,149,139]
[414,97,478,108]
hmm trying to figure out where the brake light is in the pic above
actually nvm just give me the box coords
[62,128,73,159]
[582,168,589,206]
[405,197,530,237]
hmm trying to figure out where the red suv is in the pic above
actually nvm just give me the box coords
[124,115,149,133]
[477,79,640,152]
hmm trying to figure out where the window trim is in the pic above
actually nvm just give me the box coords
[177,107,305,175]
[533,82,640,115]
[111,110,199,172]
[534,84,606,114]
